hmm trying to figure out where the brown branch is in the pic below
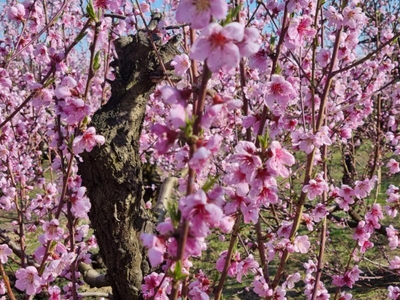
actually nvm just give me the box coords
[0,262,16,300]
[153,177,178,219]
[79,292,113,299]
[78,262,112,288]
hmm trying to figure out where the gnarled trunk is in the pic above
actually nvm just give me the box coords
[79,30,179,299]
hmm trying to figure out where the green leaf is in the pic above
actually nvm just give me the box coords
[274,62,282,75]
[43,76,56,87]
[67,134,75,152]
[258,132,269,152]
[81,115,90,127]
[222,4,242,26]
[270,35,277,46]
[169,260,188,281]
[166,201,181,228]
[202,176,219,193]
[93,51,101,72]
[75,30,88,44]
[86,0,97,22]
[181,116,195,141]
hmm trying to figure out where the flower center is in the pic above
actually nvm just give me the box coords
[270,83,283,95]
[210,32,228,48]
[194,0,210,12]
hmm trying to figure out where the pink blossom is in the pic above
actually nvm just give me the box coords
[34,44,51,65]
[219,216,235,233]
[160,85,189,105]
[302,174,329,200]
[42,253,75,280]
[58,97,91,125]
[8,4,25,21]
[304,260,317,274]
[304,279,330,300]
[93,0,109,9]
[277,221,293,238]
[389,256,400,272]
[385,205,398,218]
[302,213,314,231]
[140,233,166,267]
[249,49,270,71]
[316,48,331,68]
[176,0,227,29]
[388,286,400,300]
[189,147,212,174]
[0,68,12,89]
[266,141,295,178]
[236,27,260,57]
[332,265,362,288]
[216,251,240,277]
[188,286,209,300]
[293,235,310,253]
[179,190,223,237]
[69,187,91,219]
[15,266,41,295]
[359,238,374,253]
[48,285,61,300]
[253,275,273,297]
[152,123,179,155]
[171,54,191,76]
[352,221,371,241]
[387,159,400,174]
[230,141,262,181]
[139,2,150,13]
[73,127,105,154]
[312,204,327,223]
[387,225,399,250]
[43,219,64,241]
[190,22,244,72]
[249,175,279,207]
[170,102,186,128]
[365,203,383,230]
[335,185,355,211]
[0,244,12,264]
[339,291,353,300]
[354,177,376,199]
[54,76,78,99]
[142,272,171,299]
[342,6,365,29]
[264,75,296,111]
[236,254,259,283]
[280,272,299,290]
[287,15,316,43]
[188,270,210,294]
[325,5,343,27]
[0,280,5,295]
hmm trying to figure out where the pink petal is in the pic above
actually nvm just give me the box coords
[210,0,228,19]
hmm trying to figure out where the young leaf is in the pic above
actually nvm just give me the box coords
[86,0,97,22]
[93,51,101,72]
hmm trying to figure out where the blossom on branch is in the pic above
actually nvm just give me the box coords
[176,0,227,29]
[15,266,41,295]
[72,127,105,154]
[0,244,12,264]
[190,22,259,72]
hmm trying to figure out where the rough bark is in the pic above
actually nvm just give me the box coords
[78,30,179,299]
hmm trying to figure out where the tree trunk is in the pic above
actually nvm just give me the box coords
[79,30,179,299]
